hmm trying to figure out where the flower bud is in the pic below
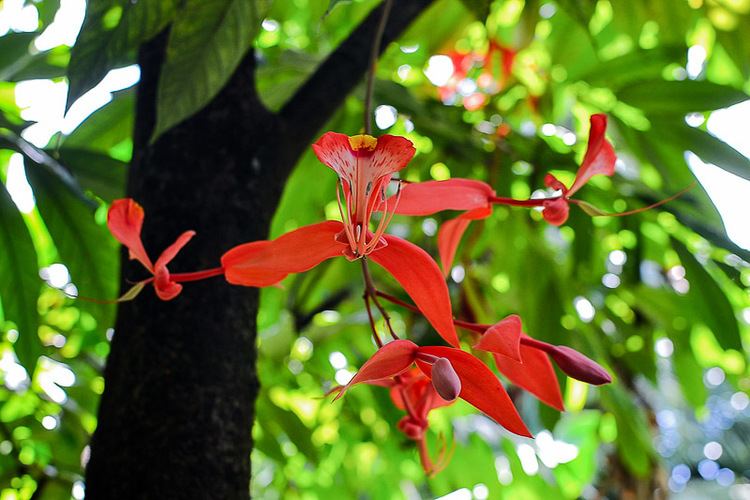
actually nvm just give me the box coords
[549,346,611,385]
[430,358,461,401]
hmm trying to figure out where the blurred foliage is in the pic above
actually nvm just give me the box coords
[1,0,750,498]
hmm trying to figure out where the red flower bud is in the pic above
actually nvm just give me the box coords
[430,358,462,401]
[549,346,611,385]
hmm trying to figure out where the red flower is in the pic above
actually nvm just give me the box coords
[389,114,616,272]
[221,133,460,347]
[471,315,612,409]
[107,199,196,301]
[335,339,532,438]
[541,113,616,225]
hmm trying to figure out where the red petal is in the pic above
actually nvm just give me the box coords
[335,340,418,399]
[370,134,416,175]
[542,197,569,226]
[544,173,567,193]
[416,346,531,437]
[393,179,494,216]
[369,235,460,347]
[312,132,355,179]
[473,314,522,361]
[568,114,616,196]
[221,221,346,287]
[437,206,492,275]
[107,199,153,272]
[154,281,183,301]
[155,230,196,270]
[493,342,564,411]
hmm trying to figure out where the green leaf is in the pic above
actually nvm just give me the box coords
[25,167,119,330]
[459,0,490,19]
[55,148,128,202]
[152,0,268,141]
[671,238,742,351]
[617,80,748,114]
[664,123,750,181]
[66,0,176,108]
[64,88,135,153]
[576,200,609,217]
[0,32,37,81]
[0,184,40,370]
[601,385,654,477]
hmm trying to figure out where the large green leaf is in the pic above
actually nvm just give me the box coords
[25,168,118,330]
[55,148,128,202]
[0,184,40,370]
[662,122,750,182]
[617,80,748,114]
[671,238,743,352]
[66,0,177,107]
[152,0,268,141]
[64,88,135,153]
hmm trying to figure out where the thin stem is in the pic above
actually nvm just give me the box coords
[361,258,399,340]
[363,0,394,134]
[571,182,696,217]
[376,290,552,351]
[363,293,384,348]
[489,195,552,207]
[170,266,225,282]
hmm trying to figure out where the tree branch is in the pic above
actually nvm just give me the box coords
[277,0,434,168]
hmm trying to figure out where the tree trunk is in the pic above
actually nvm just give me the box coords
[84,2,433,498]
[84,34,281,499]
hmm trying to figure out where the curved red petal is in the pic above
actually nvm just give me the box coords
[154,280,183,301]
[437,206,492,275]
[222,221,346,287]
[155,230,196,270]
[544,173,567,193]
[493,342,564,411]
[311,132,355,179]
[568,114,616,196]
[369,235,460,347]
[107,198,153,272]
[335,340,419,399]
[371,134,416,174]
[416,346,532,437]
[393,179,494,216]
[473,314,522,361]
[542,197,569,226]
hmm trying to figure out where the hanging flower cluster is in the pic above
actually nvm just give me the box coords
[105,118,622,475]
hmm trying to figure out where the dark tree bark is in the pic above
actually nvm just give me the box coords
[85,1,433,498]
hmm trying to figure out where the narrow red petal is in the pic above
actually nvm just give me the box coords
[437,206,492,275]
[542,197,569,226]
[473,314,522,362]
[335,340,419,399]
[493,342,564,411]
[222,221,346,287]
[369,235,460,347]
[107,198,153,271]
[568,114,616,196]
[392,179,494,216]
[416,346,532,437]
[155,230,196,270]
